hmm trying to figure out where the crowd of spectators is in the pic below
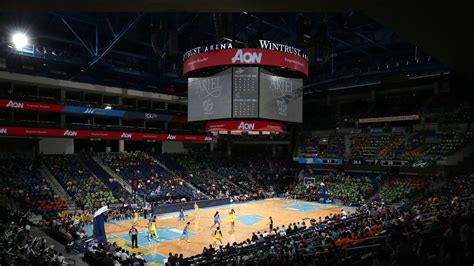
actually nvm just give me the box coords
[161,153,247,199]
[351,133,403,158]
[0,154,67,218]
[44,154,119,209]
[378,175,433,203]
[99,151,207,203]
[43,209,91,247]
[186,174,474,265]
[83,240,147,265]
[427,131,474,159]
[297,134,345,159]
[298,129,474,163]
[290,171,375,205]
[0,209,67,266]
[196,154,298,193]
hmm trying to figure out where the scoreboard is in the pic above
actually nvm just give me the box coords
[232,67,259,118]
[188,67,303,122]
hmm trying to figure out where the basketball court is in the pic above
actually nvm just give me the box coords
[97,198,355,265]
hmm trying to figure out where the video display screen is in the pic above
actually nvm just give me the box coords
[259,69,303,122]
[187,68,232,121]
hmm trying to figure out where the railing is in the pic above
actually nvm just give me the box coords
[93,155,132,193]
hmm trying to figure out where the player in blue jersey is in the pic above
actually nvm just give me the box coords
[210,211,221,229]
[180,221,191,243]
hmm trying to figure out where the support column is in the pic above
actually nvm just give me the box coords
[210,142,215,152]
[370,90,376,102]
[119,140,125,152]
[434,82,440,96]
[60,114,66,128]
[105,140,111,153]
[60,88,66,104]
[226,142,231,156]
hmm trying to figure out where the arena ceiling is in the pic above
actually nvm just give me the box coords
[0,1,470,96]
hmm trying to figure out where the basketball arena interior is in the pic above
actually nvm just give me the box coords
[0,3,473,266]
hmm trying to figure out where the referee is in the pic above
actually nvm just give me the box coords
[129,225,139,248]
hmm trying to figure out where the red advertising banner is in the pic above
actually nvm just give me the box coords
[183,48,309,76]
[206,120,285,133]
[0,99,64,112]
[0,126,212,142]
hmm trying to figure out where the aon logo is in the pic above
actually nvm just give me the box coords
[166,134,176,140]
[232,50,262,64]
[6,101,24,109]
[121,133,132,138]
[237,122,255,130]
[63,130,78,136]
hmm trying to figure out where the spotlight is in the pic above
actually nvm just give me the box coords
[11,32,29,50]
[105,105,112,110]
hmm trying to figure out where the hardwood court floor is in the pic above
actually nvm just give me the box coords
[104,198,354,265]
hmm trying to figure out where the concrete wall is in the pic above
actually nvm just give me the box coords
[39,138,74,154]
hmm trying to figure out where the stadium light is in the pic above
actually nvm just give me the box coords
[11,32,29,50]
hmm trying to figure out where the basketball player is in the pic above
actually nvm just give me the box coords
[210,211,221,229]
[149,216,159,241]
[229,209,236,229]
[194,202,199,218]
[147,214,153,241]
[178,207,185,223]
[133,210,139,224]
[214,227,223,245]
[180,222,191,243]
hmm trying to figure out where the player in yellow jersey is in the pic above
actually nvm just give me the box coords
[133,210,139,225]
[229,209,236,229]
[214,227,223,245]
[194,202,199,218]
[149,216,159,241]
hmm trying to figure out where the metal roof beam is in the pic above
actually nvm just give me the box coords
[354,31,390,52]
[60,17,94,56]
[89,13,144,67]
[105,17,117,37]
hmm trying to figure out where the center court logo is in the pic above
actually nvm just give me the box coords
[231,49,262,64]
